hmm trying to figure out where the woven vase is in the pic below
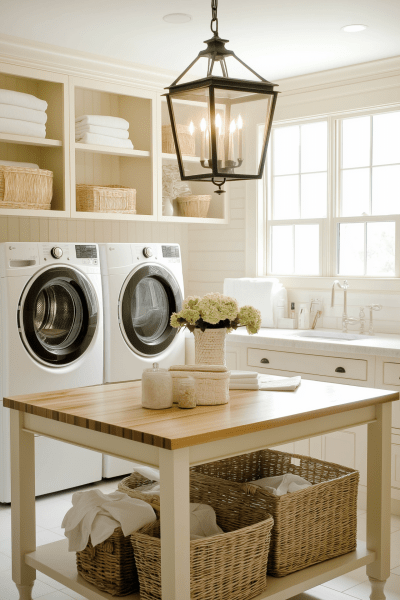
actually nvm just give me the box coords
[194,328,227,366]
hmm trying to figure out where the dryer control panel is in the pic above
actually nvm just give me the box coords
[37,243,99,270]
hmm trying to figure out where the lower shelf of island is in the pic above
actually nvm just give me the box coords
[25,539,375,600]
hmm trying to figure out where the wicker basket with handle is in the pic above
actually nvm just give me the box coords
[177,195,211,218]
[162,124,195,156]
[0,165,52,210]
[192,448,360,577]
[130,470,274,600]
[76,184,136,213]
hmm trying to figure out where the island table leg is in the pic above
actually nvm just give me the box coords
[159,447,190,600]
[10,410,36,600]
[366,402,391,600]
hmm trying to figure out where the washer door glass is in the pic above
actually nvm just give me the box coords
[19,266,98,367]
[120,264,182,356]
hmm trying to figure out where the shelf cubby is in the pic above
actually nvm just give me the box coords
[0,65,69,217]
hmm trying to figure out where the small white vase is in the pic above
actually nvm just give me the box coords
[163,196,174,216]
[194,328,227,366]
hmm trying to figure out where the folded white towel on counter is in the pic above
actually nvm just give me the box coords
[75,124,129,139]
[62,489,156,551]
[229,381,260,390]
[252,473,311,496]
[0,88,47,112]
[224,277,279,328]
[230,370,259,379]
[76,132,133,149]
[0,160,40,169]
[0,103,47,124]
[75,114,129,130]
[229,374,301,391]
[0,117,46,138]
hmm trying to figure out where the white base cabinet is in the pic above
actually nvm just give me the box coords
[227,340,400,513]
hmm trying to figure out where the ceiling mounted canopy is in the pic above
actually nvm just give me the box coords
[164,0,279,194]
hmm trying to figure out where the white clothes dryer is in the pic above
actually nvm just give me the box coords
[0,243,103,503]
[100,243,185,477]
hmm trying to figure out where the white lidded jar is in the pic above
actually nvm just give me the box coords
[142,363,173,409]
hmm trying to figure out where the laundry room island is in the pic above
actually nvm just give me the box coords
[3,379,398,600]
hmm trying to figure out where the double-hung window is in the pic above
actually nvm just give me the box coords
[265,108,400,279]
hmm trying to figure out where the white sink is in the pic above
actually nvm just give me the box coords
[294,330,371,341]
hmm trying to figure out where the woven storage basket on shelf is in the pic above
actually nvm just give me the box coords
[194,327,227,365]
[169,364,230,405]
[76,527,139,596]
[162,124,195,156]
[192,448,359,577]
[0,165,52,210]
[76,184,136,213]
[129,470,274,600]
[177,195,211,218]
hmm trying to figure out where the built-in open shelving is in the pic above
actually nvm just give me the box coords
[75,142,149,158]
[0,133,62,147]
[25,539,375,600]
[162,152,199,163]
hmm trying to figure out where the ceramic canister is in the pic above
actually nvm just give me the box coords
[142,363,173,409]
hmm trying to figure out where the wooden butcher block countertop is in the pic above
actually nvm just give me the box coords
[3,379,398,450]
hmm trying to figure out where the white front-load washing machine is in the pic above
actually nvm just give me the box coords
[100,242,185,477]
[0,242,103,503]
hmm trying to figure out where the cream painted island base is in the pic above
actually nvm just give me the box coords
[3,379,398,600]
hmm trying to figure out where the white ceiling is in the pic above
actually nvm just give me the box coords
[1,0,400,81]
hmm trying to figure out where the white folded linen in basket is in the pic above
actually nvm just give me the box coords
[75,114,129,130]
[252,473,311,496]
[0,88,47,112]
[75,124,129,139]
[76,132,133,149]
[0,117,45,138]
[0,160,40,169]
[62,489,157,551]
[0,103,47,124]
[190,503,223,540]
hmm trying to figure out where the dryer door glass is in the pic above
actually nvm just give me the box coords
[120,264,183,356]
[19,266,98,367]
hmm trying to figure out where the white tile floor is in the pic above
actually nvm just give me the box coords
[0,481,399,600]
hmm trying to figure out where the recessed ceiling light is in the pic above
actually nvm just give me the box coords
[163,13,192,24]
[341,24,367,33]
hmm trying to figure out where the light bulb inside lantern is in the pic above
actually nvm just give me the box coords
[189,121,194,135]
[200,118,207,132]
[230,119,237,133]
[237,114,243,129]
[215,113,222,131]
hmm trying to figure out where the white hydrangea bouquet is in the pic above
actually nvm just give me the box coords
[170,293,262,366]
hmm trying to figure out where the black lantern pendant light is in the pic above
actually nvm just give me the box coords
[164,0,278,194]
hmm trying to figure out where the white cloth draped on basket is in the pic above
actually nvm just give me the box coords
[0,117,45,138]
[0,88,47,112]
[61,489,156,552]
[0,104,47,124]
[251,473,312,496]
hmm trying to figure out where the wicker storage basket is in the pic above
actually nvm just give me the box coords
[76,527,139,596]
[169,364,230,405]
[162,124,195,156]
[177,195,211,218]
[76,184,136,214]
[194,327,227,365]
[130,470,274,600]
[0,165,52,210]
[192,448,359,577]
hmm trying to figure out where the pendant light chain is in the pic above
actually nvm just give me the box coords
[211,0,219,35]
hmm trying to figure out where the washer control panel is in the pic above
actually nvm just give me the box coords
[51,247,63,259]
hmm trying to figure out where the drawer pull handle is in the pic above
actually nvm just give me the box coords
[260,358,270,364]
[335,366,346,373]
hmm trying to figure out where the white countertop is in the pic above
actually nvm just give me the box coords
[227,327,400,358]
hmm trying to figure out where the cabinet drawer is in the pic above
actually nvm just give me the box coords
[383,362,400,386]
[247,348,367,381]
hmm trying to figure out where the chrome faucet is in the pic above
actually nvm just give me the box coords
[331,280,349,333]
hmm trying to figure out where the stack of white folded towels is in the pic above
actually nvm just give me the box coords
[0,89,47,138]
[229,370,301,391]
[75,115,133,149]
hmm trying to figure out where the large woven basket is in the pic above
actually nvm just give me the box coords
[76,527,139,596]
[162,124,195,156]
[0,165,52,210]
[177,195,211,218]
[130,470,274,600]
[192,448,359,577]
[194,327,227,365]
[76,184,136,213]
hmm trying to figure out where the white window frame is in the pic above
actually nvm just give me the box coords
[261,103,400,291]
